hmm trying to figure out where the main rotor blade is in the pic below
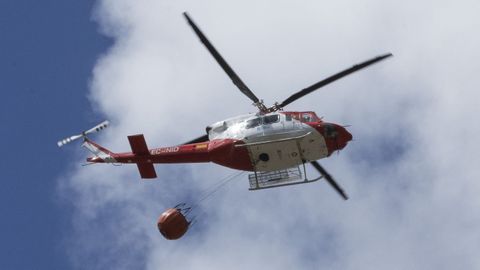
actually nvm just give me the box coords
[310,161,348,200]
[183,12,260,104]
[279,53,393,108]
[182,134,209,145]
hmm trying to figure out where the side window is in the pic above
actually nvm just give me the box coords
[246,118,261,129]
[302,113,312,122]
[263,114,279,125]
[285,114,292,121]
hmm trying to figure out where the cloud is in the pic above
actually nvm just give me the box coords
[60,0,480,269]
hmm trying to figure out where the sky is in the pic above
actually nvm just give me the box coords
[0,0,110,269]
[2,0,480,269]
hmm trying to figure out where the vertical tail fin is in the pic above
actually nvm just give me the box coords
[128,134,157,179]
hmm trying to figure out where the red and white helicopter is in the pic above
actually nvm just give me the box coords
[59,13,392,202]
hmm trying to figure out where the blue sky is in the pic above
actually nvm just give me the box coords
[3,1,480,270]
[0,1,110,269]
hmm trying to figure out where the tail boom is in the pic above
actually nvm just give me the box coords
[84,138,117,163]
[86,134,253,179]
[113,141,211,164]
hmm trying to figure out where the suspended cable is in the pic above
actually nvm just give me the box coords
[191,170,245,208]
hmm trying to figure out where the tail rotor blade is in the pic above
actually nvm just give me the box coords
[57,120,110,147]
[310,161,348,200]
[84,120,110,135]
[57,134,83,147]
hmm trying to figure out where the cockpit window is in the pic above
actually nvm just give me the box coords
[246,118,262,129]
[323,124,338,139]
[263,114,279,125]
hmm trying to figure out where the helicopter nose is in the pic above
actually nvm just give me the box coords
[319,123,353,152]
[336,125,353,149]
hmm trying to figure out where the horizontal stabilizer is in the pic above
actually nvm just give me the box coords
[137,163,157,179]
[128,134,150,155]
[128,134,157,179]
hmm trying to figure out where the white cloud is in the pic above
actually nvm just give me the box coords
[60,0,480,269]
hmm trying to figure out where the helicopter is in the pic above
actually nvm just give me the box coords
[58,12,392,202]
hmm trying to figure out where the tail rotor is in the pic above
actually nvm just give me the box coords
[57,120,109,147]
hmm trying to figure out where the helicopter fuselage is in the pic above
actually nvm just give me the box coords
[87,111,352,174]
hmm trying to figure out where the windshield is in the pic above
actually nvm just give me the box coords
[323,124,338,138]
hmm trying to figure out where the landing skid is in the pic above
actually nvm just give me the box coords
[248,163,322,191]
